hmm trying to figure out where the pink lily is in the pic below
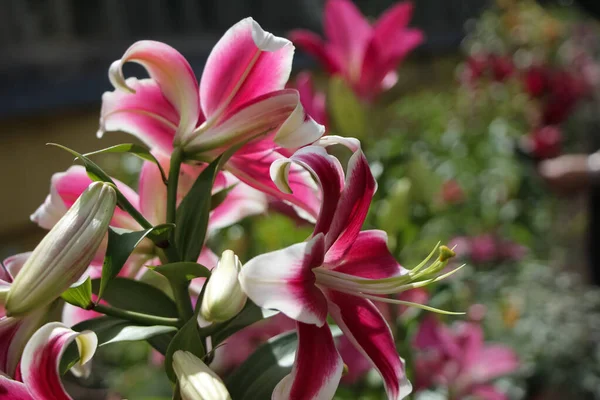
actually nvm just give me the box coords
[0,322,97,400]
[239,136,458,399]
[292,71,329,128]
[290,0,424,102]
[413,316,519,400]
[98,18,324,219]
[32,157,266,274]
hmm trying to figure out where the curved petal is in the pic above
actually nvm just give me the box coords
[227,148,321,222]
[0,375,33,399]
[295,72,328,128]
[239,235,328,326]
[413,316,461,360]
[99,78,179,153]
[108,41,200,145]
[208,175,267,232]
[2,253,32,283]
[61,304,101,329]
[200,18,293,122]
[273,145,344,236]
[373,1,414,36]
[324,0,372,75]
[19,322,98,400]
[138,158,168,226]
[327,290,412,400]
[288,30,342,75]
[324,149,376,262]
[329,230,405,278]
[188,89,324,154]
[31,166,140,231]
[0,307,48,377]
[273,322,343,400]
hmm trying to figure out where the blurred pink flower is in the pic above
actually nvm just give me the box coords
[290,0,424,102]
[440,179,465,205]
[470,235,497,264]
[414,316,519,400]
[524,125,562,160]
[293,71,329,128]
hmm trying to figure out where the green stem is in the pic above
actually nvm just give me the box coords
[171,281,194,322]
[167,147,183,225]
[93,303,181,327]
[116,191,153,230]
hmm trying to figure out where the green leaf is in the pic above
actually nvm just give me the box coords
[210,184,237,211]
[328,76,367,139]
[164,318,205,382]
[61,277,93,309]
[99,225,174,301]
[152,262,211,283]
[175,156,222,262]
[93,278,178,318]
[147,332,176,355]
[84,143,168,185]
[48,143,115,184]
[210,301,278,346]
[60,316,177,374]
[226,327,341,399]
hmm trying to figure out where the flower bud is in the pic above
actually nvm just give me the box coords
[173,350,231,400]
[6,182,116,317]
[200,250,247,323]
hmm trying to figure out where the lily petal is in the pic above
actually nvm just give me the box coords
[227,147,321,222]
[200,18,293,122]
[469,345,519,384]
[469,385,508,400]
[327,290,412,400]
[273,322,343,400]
[0,375,33,399]
[107,41,200,146]
[188,89,324,154]
[280,145,345,235]
[288,30,342,75]
[138,158,169,226]
[99,78,179,153]
[31,166,140,231]
[209,174,267,232]
[324,0,371,75]
[19,322,98,400]
[329,230,405,278]
[239,234,328,326]
[324,149,376,262]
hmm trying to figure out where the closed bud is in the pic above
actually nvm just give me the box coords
[200,250,247,323]
[173,350,231,400]
[6,182,116,316]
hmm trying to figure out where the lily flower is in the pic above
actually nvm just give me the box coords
[32,156,266,275]
[413,316,519,400]
[0,322,97,400]
[239,136,460,399]
[290,0,424,102]
[98,18,324,219]
[6,182,116,317]
[291,71,329,128]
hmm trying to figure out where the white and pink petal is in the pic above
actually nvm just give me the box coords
[272,322,343,400]
[239,234,328,326]
[327,290,412,400]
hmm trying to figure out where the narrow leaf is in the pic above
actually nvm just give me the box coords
[210,301,278,346]
[92,278,179,318]
[152,262,211,283]
[84,143,168,185]
[61,277,93,309]
[99,224,174,301]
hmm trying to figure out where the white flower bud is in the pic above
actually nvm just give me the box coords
[200,250,247,323]
[6,182,116,317]
[173,350,231,400]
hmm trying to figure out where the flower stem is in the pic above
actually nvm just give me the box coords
[93,303,181,327]
[170,281,195,322]
[116,191,153,230]
[167,147,183,225]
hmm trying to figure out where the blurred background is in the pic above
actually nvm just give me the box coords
[4,0,600,399]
